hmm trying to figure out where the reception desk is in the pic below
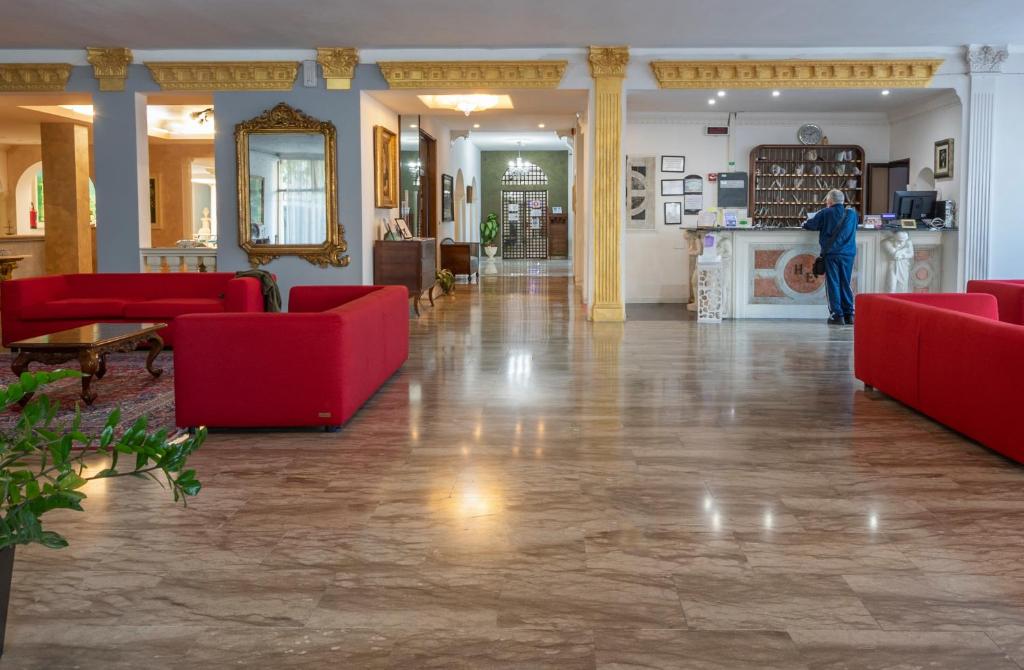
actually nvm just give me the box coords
[684,227,958,319]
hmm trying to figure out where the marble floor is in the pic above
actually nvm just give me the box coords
[5,272,1024,669]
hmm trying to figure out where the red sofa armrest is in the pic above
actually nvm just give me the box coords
[967,280,1024,325]
[223,277,266,312]
[1,275,70,346]
[289,285,406,313]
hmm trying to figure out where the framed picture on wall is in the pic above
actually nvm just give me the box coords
[934,138,954,179]
[148,177,160,227]
[373,125,399,208]
[664,201,682,225]
[661,179,686,196]
[394,218,413,239]
[441,173,454,222]
[661,155,686,173]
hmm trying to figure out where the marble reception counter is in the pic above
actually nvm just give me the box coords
[684,227,958,319]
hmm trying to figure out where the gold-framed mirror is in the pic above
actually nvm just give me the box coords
[235,102,348,267]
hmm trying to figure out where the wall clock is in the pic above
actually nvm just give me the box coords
[797,123,823,145]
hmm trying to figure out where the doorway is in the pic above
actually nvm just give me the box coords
[867,159,910,214]
[418,130,437,239]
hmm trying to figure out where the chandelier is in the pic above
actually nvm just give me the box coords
[507,142,533,175]
[417,94,513,117]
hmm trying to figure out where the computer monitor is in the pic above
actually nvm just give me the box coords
[891,190,937,220]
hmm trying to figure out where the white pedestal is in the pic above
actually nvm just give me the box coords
[696,257,724,323]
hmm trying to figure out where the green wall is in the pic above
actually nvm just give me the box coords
[480,150,569,256]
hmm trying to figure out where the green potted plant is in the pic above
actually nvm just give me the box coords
[0,370,205,655]
[481,213,499,259]
[435,268,456,296]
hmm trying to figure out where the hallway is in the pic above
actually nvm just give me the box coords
[5,275,1024,669]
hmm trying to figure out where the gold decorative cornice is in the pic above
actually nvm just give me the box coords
[146,61,299,91]
[86,47,133,91]
[316,47,359,90]
[588,46,630,78]
[0,63,72,92]
[650,59,944,89]
[378,60,567,89]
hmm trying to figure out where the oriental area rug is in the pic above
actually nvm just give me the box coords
[0,352,177,436]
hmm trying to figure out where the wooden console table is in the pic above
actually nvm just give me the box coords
[9,322,166,406]
[440,241,480,283]
[0,255,29,281]
[373,238,436,316]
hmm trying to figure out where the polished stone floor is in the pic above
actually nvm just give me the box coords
[5,270,1024,669]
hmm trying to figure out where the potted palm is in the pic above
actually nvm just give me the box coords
[0,370,205,655]
[481,213,499,258]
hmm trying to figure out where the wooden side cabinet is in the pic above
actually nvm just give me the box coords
[440,241,480,282]
[373,238,436,316]
[549,213,568,258]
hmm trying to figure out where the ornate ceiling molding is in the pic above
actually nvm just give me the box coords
[86,47,133,91]
[146,61,299,91]
[377,60,567,89]
[316,47,359,90]
[0,63,72,92]
[588,46,630,79]
[966,45,1008,73]
[650,59,944,89]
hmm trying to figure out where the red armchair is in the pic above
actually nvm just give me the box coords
[967,280,1024,325]
[1,273,265,347]
[173,285,409,430]
[855,292,1024,463]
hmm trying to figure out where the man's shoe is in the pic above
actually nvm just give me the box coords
[827,315,844,325]
[844,315,855,325]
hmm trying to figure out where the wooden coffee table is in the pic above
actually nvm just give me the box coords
[9,322,167,406]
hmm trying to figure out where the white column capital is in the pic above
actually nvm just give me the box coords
[965,45,1008,74]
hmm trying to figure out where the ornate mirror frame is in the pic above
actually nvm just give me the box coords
[235,102,348,267]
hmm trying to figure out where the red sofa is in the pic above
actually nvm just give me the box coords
[855,292,1023,463]
[173,285,409,430]
[967,279,1024,325]
[1,273,265,347]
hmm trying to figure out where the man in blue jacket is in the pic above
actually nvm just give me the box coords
[803,189,857,325]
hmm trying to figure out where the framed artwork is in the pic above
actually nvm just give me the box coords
[394,218,413,239]
[626,155,655,230]
[661,179,686,196]
[683,175,704,194]
[373,125,399,208]
[248,175,264,229]
[661,155,686,173]
[664,201,682,225]
[148,177,160,227]
[934,138,954,179]
[441,173,454,222]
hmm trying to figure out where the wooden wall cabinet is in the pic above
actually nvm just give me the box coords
[373,238,436,316]
[549,213,569,258]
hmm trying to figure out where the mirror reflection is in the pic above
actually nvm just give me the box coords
[248,132,327,246]
[399,115,421,237]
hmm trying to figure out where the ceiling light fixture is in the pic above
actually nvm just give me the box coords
[507,141,533,176]
[717,90,726,97]
[537,123,546,128]
[473,123,480,129]
[881,89,891,96]
[410,123,418,128]
[58,104,94,117]
[707,98,716,105]
[417,94,513,116]
[772,90,781,97]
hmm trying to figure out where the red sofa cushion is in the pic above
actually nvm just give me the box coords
[967,279,1024,325]
[21,298,129,320]
[123,298,225,320]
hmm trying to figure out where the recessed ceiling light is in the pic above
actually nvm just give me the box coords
[707,98,716,105]
[717,90,726,97]
[409,123,418,128]
[881,89,891,96]
[772,90,781,97]
[473,123,480,128]
[538,123,546,128]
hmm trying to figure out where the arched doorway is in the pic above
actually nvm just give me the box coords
[470,176,479,242]
[454,169,465,240]
[501,164,549,259]
[15,162,96,236]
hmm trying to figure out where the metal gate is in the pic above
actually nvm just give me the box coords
[501,190,549,259]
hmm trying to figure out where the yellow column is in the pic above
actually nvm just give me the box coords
[588,46,629,322]
[41,123,93,274]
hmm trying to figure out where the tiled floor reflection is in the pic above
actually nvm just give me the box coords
[5,274,1024,669]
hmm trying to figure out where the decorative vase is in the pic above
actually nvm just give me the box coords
[0,545,14,656]
[484,245,497,258]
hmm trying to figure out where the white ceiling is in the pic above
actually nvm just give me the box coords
[467,131,570,151]
[5,0,1020,48]
[627,88,958,114]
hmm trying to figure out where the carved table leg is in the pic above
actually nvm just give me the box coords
[96,355,108,380]
[428,283,436,307]
[413,295,421,317]
[78,349,100,406]
[11,351,34,407]
[146,335,164,378]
